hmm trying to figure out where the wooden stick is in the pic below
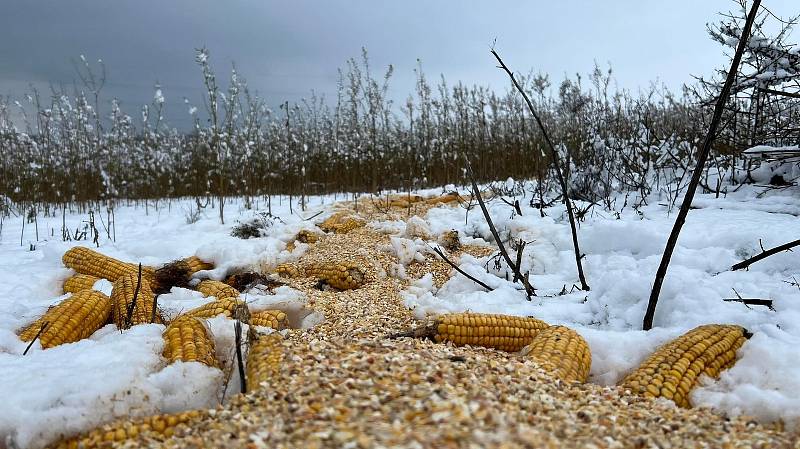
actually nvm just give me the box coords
[234,320,247,394]
[431,245,493,292]
[23,321,49,355]
[723,298,774,310]
[491,49,589,291]
[732,238,800,271]
[467,167,535,297]
[125,263,143,329]
[643,0,762,330]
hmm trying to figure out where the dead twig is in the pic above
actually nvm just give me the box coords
[23,321,49,355]
[467,164,535,297]
[491,48,589,291]
[234,320,247,394]
[430,245,494,292]
[732,238,800,271]
[723,297,774,310]
[125,263,143,329]
[643,0,762,330]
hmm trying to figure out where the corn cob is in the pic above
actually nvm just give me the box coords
[276,263,305,279]
[306,261,366,290]
[182,256,214,274]
[111,272,162,329]
[62,274,101,294]
[52,409,207,449]
[394,312,550,352]
[388,195,425,209]
[249,309,289,330]
[318,212,365,234]
[162,316,218,367]
[424,192,461,205]
[184,297,244,320]
[519,326,591,383]
[618,324,749,408]
[18,290,112,349]
[438,230,461,252]
[246,332,284,391]
[296,229,320,244]
[196,279,240,299]
[62,246,155,284]
[150,256,214,294]
[225,272,271,291]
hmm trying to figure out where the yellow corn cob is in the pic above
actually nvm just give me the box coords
[424,192,461,205]
[246,332,284,391]
[62,246,155,284]
[62,274,101,294]
[249,309,288,330]
[618,324,749,408]
[296,229,320,244]
[388,193,424,204]
[438,230,461,252]
[276,263,305,279]
[162,316,218,367]
[184,297,244,320]
[150,256,214,294]
[196,280,240,299]
[396,312,550,352]
[305,261,366,290]
[18,290,112,349]
[111,272,162,329]
[519,326,591,383]
[318,212,365,234]
[182,256,214,274]
[52,409,207,449]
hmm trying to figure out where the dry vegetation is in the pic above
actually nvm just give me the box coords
[0,5,797,220]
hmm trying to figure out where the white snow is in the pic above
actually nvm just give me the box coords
[401,183,800,428]
[0,195,331,448]
[1,183,799,446]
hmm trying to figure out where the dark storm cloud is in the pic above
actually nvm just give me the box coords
[0,0,795,129]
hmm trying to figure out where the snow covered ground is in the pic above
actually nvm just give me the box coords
[401,182,800,428]
[0,195,331,448]
[0,183,798,447]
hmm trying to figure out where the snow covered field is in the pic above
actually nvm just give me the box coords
[401,183,800,427]
[0,195,330,448]
[0,183,798,447]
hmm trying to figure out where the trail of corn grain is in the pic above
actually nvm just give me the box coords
[118,201,794,448]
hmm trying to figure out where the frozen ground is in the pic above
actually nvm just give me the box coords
[0,195,333,448]
[0,183,798,447]
[402,182,800,428]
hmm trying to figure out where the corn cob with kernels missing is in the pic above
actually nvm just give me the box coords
[394,312,550,352]
[619,324,749,408]
[62,274,101,294]
[63,246,155,284]
[276,263,304,279]
[249,309,288,330]
[162,316,218,367]
[318,212,365,234]
[246,332,284,390]
[196,279,240,300]
[519,326,591,383]
[150,256,215,294]
[52,409,207,449]
[306,261,366,290]
[18,290,112,349]
[182,256,214,274]
[296,229,320,244]
[438,230,461,252]
[111,271,162,329]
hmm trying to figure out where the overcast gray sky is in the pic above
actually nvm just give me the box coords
[0,1,796,128]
